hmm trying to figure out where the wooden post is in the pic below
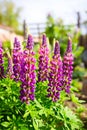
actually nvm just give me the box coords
[37,23,40,39]
[77,12,81,28]
[82,75,87,95]
[23,20,27,41]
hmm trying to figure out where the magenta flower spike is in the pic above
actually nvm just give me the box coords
[62,37,74,93]
[13,37,21,81]
[20,35,36,104]
[47,41,63,102]
[7,57,14,78]
[14,37,21,50]
[38,34,49,82]
[26,34,34,50]
[0,41,4,78]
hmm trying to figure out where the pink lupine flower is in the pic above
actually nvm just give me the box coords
[20,35,36,104]
[0,41,4,78]
[62,37,74,93]
[38,34,49,82]
[47,41,63,102]
[13,37,21,81]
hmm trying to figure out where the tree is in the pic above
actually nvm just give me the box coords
[0,0,21,30]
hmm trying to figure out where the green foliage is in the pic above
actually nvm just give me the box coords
[2,41,11,51]
[0,78,84,130]
[45,15,75,50]
[72,44,84,66]
[0,0,21,30]
[73,66,86,81]
[71,79,82,91]
[45,14,83,68]
[45,16,69,45]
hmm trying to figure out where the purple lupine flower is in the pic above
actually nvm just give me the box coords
[47,41,63,102]
[14,37,21,50]
[7,57,14,78]
[13,37,21,81]
[62,37,74,93]
[38,34,49,82]
[0,41,4,78]
[20,35,36,104]
[6,50,13,78]
[26,34,34,50]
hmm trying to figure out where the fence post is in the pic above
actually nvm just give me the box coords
[37,23,40,39]
[23,20,27,41]
[77,12,81,28]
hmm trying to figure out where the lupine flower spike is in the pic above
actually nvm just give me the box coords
[0,41,4,78]
[47,41,63,102]
[20,35,36,104]
[38,34,49,82]
[13,37,21,81]
[6,50,13,78]
[62,37,74,93]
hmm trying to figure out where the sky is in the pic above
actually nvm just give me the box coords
[13,0,87,24]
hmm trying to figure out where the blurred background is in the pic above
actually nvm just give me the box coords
[0,0,87,40]
[0,0,87,128]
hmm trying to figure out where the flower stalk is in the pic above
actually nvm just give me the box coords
[20,35,36,104]
[62,37,74,93]
[38,34,49,82]
[0,41,4,78]
[47,41,63,102]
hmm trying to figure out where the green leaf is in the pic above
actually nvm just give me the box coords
[1,122,10,127]
[7,116,11,121]
[38,109,44,116]
[12,115,16,120]
[76,106,85,113]
[71,94,79,104]
[23,111,30,118]
[79,100,86,103]
[13,126,17,130]
[20,126,28,130]
[34,99,43,109]
[33,118,38,130]
[0,115,3,119]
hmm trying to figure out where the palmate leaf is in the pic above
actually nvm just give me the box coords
[0,76,84,130]
[63,107,83,130]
